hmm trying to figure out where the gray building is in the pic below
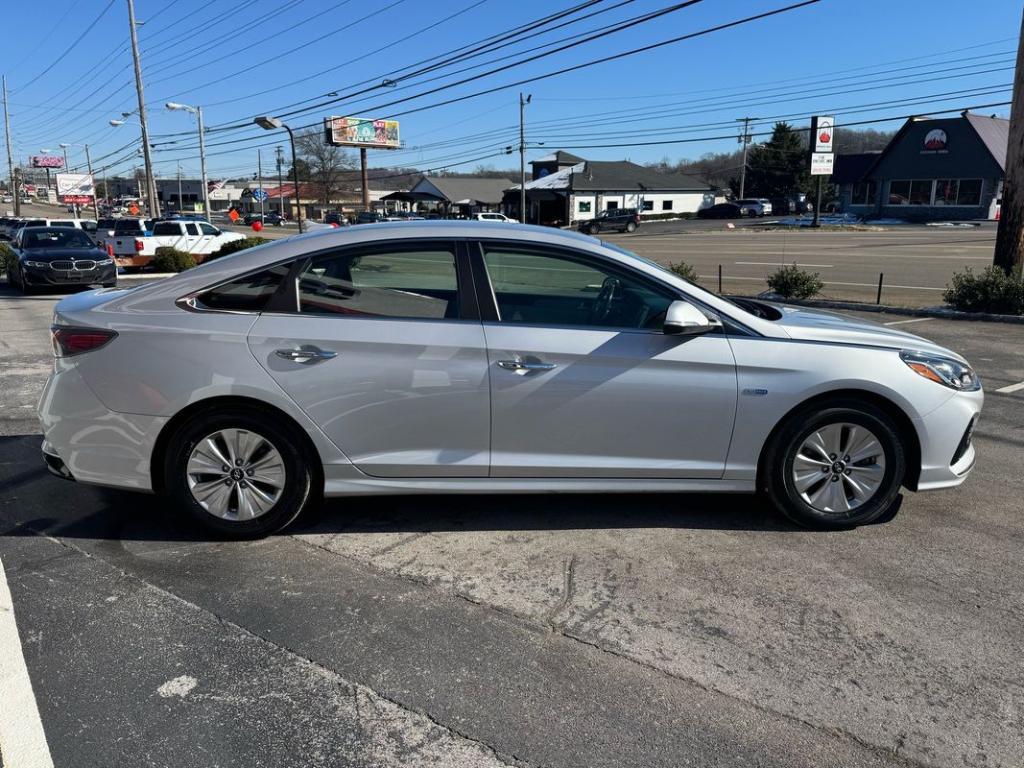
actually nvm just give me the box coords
[836,112,1006,221]
[104,177,208,210]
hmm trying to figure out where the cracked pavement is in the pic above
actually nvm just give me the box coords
[1,284,1023,766]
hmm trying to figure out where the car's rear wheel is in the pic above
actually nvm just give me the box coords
[163,408,316,538]
[588,223,599,235]
[763,400,906,528]
[625,221,637,232]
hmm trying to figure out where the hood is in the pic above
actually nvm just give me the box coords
[768,303,965,362]
[21,247,107,262]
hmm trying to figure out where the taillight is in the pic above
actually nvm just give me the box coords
[51,327,117,357]
[134,238,144,252]
[106,243,114,257]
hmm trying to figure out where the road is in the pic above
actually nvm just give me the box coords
[0,283,1022,767]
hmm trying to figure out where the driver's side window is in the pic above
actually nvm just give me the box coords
[481,245,673,330]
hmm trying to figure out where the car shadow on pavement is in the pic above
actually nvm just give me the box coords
[0,434,902,545]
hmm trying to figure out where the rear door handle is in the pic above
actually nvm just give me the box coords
[274,345,337,365]
[497,359,557,374]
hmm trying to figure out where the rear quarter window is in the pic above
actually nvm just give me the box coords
[194,263,292,312]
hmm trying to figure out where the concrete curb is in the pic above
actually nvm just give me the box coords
[758,294,1024,325]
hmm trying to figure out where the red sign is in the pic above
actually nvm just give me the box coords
[128,203,140,215]
[31,155,64,168]
[228,209,240,222]
[62,195,92,204]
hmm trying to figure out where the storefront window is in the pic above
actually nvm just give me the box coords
[909,180,933,205]
[852,180,877,205]
[934,179,959,205]
[578,200,591,213]
[889,180,911,205]
[641,200,654,211]
[662,200,673,210]
[957,179,982,206]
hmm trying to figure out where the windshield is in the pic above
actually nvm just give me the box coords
[23,229,95,249]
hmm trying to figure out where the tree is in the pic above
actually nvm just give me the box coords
[294,130,356,204]
[744,122,809,199]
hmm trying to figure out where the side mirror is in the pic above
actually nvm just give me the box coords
[663,300,722,336]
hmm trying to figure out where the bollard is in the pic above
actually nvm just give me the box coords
[718,264,722,294]
[876,273,884,305]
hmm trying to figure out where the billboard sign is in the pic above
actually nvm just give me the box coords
[56,173,95,202]
[812,115,834,153]
[325,116,400,148]
[31,155,64,169]
[810,153,834,176]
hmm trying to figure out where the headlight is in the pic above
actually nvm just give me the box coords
[24,260,48,268]
[94,258,113,266]
[900,350,980,391]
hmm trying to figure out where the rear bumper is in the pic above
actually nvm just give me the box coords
[913,388,984,491]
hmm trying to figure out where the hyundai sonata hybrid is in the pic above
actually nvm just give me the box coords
[38,221,982,537]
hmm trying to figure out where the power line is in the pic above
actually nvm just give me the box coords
[14,0,118,91]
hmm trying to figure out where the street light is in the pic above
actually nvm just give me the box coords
[166,102,209,219]
[254,115,303,233]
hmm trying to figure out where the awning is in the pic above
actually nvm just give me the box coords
[379,191,441,202]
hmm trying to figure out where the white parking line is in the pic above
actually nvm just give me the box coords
[0,557,54,768]
[994,381,1024,394]
[883,318,933,326]
[734,261,834,267]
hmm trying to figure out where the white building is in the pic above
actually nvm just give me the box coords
[507,151,714,225]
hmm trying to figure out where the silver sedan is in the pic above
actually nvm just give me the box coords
[38,221,982,536]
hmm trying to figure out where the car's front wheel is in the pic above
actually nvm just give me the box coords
[763,400,906,528]
[163,407,316,537]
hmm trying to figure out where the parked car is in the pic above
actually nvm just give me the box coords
[38,221,982,537]
[244,212,285,226]
[472,212,514,222]
[7,226,115,293]
[324,212,347,226]
[733,199,766,217]
[771,196,813,215]
[696,203,743,219]
[0,216,24,240]
[577,207,641,234]
[354,211,385,225]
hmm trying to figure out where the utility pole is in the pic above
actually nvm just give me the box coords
[2,75,19,216]
[519,93,531,223]
[126,0,159,217]
[85,144,99,219]
[360,147,369,211]
[276,145,285,217]
[736,116,756,199]
[60,144,78,217]
[176,162,182,212]
[994,7,1024,276]
[257,148,265,219]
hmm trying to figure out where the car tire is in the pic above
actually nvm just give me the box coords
[163,407,317,538]
[762,400,906,529]
[588,224,599,235]
[625,221,637,232]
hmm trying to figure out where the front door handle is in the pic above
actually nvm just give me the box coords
[275,345,337,365]
[497,359,557,374]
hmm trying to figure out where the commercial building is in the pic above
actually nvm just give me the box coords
[384,175,514,217]
[506,151,713,225]
[835,112,1007,221]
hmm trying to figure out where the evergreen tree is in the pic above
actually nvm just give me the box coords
[744,122,809,199]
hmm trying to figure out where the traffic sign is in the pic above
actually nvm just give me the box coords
[128,203,139,215]
[810,153,834,176]
[228,209,240,222]
[252,188,268,202]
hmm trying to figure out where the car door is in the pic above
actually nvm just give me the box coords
[247,239,491,477]
[472,240,738,478]
[197,222,221,254]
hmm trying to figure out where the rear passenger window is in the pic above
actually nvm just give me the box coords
[185,223,199,236]
[195,263,291,311]
[152,222,180,236]
[298,244,459,319]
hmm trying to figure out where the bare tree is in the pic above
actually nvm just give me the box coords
[295,130,356,204]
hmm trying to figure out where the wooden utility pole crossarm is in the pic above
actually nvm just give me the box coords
[994,7,1024,276]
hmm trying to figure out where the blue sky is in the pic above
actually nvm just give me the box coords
[2,0,1020,182]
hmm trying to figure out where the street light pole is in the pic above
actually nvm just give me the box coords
[126,0,159,217]
[2,75,19,217]
[59,143,78,217]
[519,93,531,223]
[165,102,210,219]
[276,145,285,217]
[85,144,98,219]
[254,116,303,233]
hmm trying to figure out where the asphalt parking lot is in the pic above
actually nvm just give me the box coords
[1,280,1022,767]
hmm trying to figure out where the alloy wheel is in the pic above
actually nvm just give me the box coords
[186,428,286,521]
[791,422,886,514]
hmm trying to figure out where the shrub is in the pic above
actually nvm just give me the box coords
[667,261,698,282]
[767,263,824,299]
[208,236,270,261]
[150,246,196,273]
[0,242,14,276]
[943,266,1024,315]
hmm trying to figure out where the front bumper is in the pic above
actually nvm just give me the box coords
[913,387,984,491]
[24,264,116,286]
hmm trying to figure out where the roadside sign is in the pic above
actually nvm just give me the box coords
[56,173,94,201]
[252,188,268,202]
[813,115,834,153]
[128,203,140,215]
[810,153,834,176]
[228,209,240,222]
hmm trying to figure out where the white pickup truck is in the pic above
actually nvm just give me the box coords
[103,218,245,268]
